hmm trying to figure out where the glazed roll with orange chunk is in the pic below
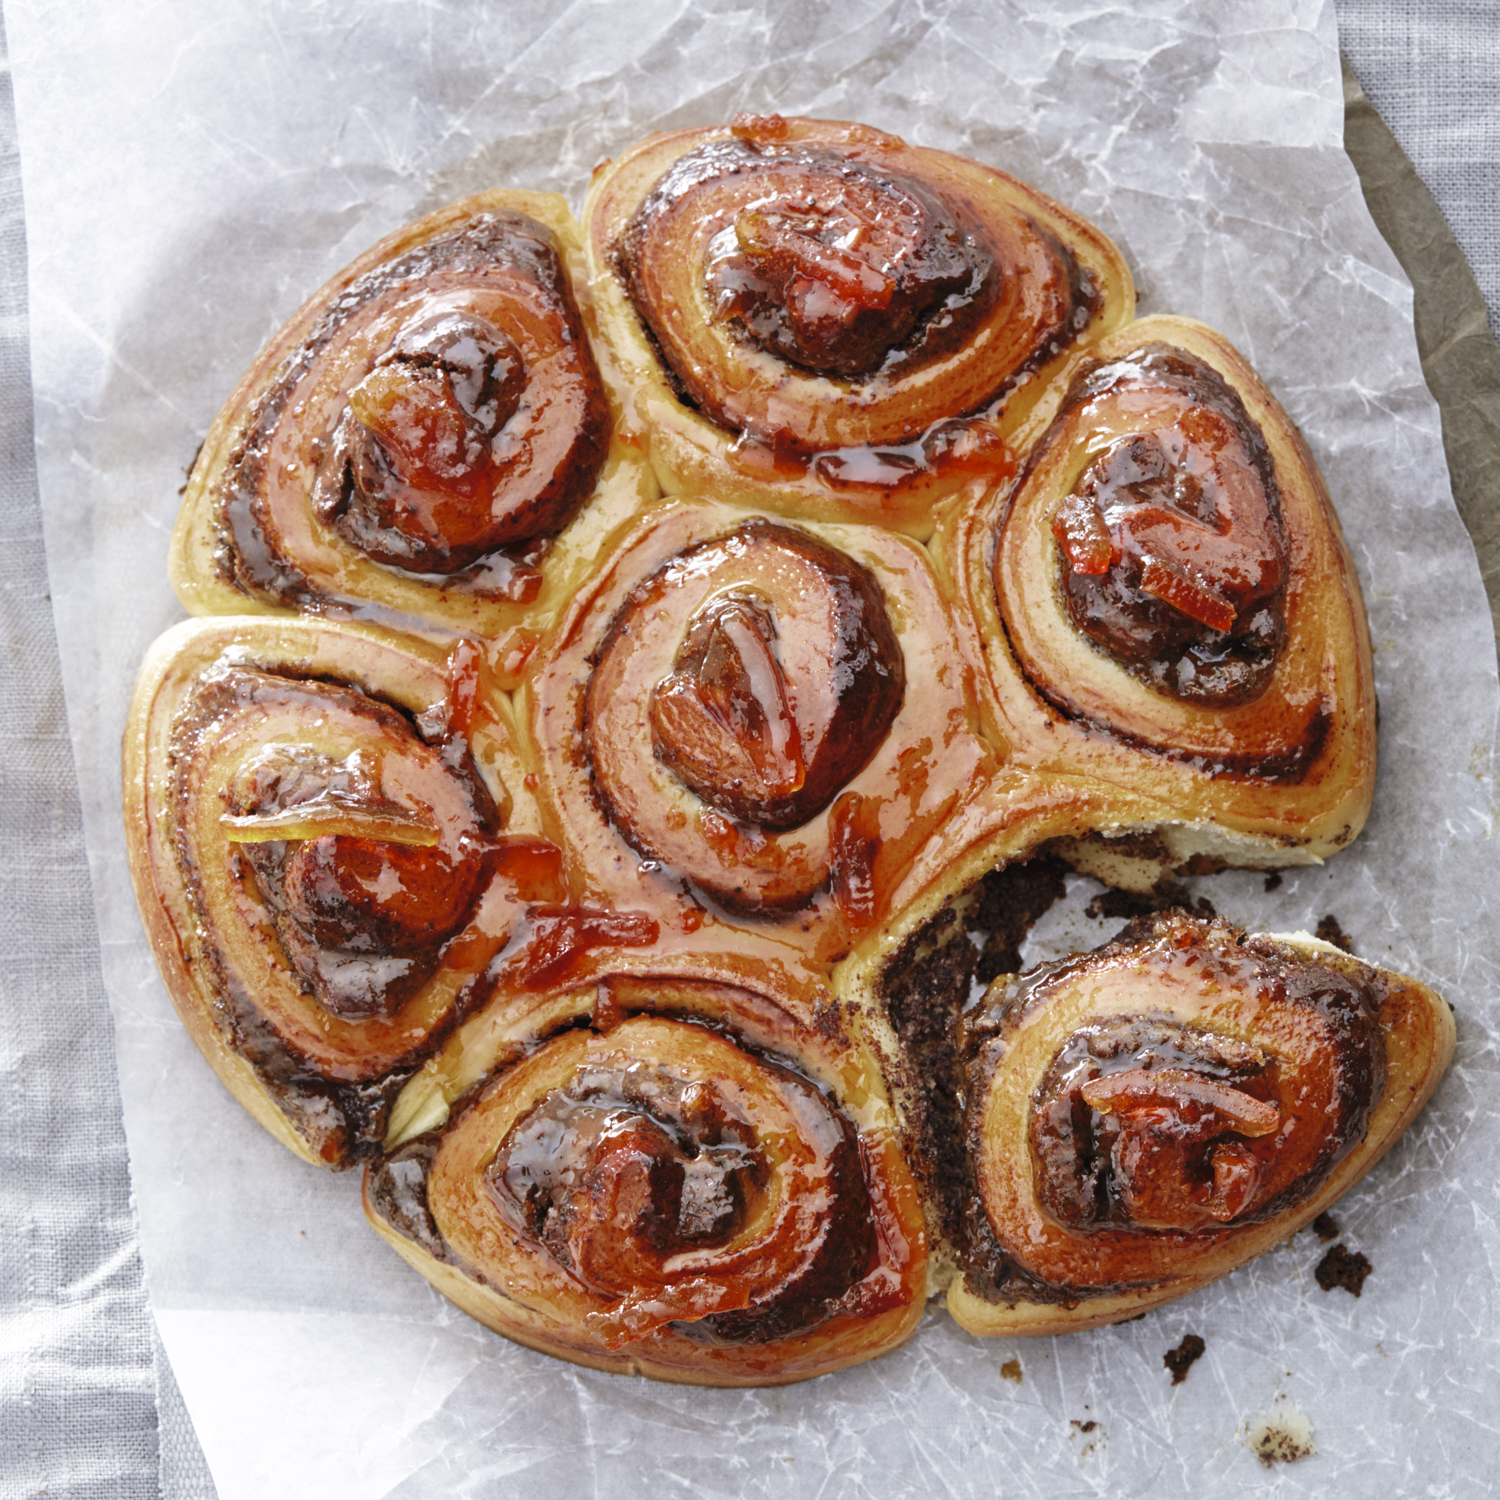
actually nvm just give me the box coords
[120,615,646,1168]
[363,963,927,1385]
[585,113,1133,533]
[948,911,1454,1335]
[525,496,997,969]
[170,191,655,682]
[938,315,1375,889]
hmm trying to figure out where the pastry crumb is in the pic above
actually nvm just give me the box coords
[1164,1332,1205,1384]
[1246,1400,1316,1467]
[999,1357,1023,1383]
[1315,1243,1372,1296]
[1314,914,1354,953]
[1310,1210,1340,1242]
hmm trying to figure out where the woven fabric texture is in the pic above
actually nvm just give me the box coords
[1341,0,1500,340]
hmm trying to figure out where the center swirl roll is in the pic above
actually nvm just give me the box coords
[527,498,994,961]
[364,968,926,1384]
[585,114,1133,532]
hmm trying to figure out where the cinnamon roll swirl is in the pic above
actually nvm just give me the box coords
[526,498,994,965]
[123,617,566,1167]
[948,912,1453,1335]
[170,191,654,680]
[939,315,1375,887]
[586,114,1132,533]
[364,967,925,1384]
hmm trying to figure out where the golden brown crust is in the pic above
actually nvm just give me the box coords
[170,191,657,683]
[363,967,927,1384]
[946,916,1454,1336]
[584,114,1133,534]
[935,315,1376,881]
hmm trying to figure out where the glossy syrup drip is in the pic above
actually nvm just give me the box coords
[483,1034,880,1347]
[216,209,608,604]
[319,311,531,573]
[1049,344,1289,707]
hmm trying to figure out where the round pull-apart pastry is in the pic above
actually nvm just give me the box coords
[170,191,654,681]
[363,967,926,1384]
[937,315,1375,890]
[585,114,1133,533]
[123,617,658,1168]
[949,912,1453,1335]
[526,497,996,967]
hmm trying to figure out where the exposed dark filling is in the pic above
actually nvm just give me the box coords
[622,135,996,383]
[874,859,1068,1252]
[640,521,905,831]
[484,1050,879,1345]
[214,210,607,601]
[1045,344,1290,708]
[367,1139,448,1260]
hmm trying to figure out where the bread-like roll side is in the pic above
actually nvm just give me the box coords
[363,962,926,1384]
[935,315,1376,887]
[170,190,656,685]
[123,616,556,1167]
[947,913,1453,1335]
[585,113,1133,535]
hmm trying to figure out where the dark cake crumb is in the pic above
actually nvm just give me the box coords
[1263,871,1283,892]
[1071,1419,1097,1434]
[1315,914,1354,953]
[1085,884,1216,924]
[972,856,1067,982]
[1164,1333,1206,1384]
[1315,1243,1372,1296]
[1310,1211,1340,1242]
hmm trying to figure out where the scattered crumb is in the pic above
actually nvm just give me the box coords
[1000,1358,1023,1384]
[1315,1243,1373,1296]
[1314,914,1354,953]
[1310,1211,1340,1242]
[1246,1400,1317,1467]
[1164,1333,1205,1385]
[1069,1414,1105,1460]
[1262,871,1283,892]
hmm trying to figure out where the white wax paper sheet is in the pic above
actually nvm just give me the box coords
[9,0,1500,1494]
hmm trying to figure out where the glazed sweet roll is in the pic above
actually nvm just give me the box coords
[122,617,569,1167]
[939,315,1375,887]
[586,114,1132,532]
[170,191,653,675]
[948,912,1453,1335]
[527,498,995,966]
[364,968,926,1384]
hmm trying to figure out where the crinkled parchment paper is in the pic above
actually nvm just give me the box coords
[9,0,1500,1494]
